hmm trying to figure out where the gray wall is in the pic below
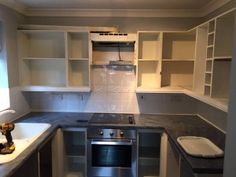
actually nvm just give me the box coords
[0,5,30,122]
[0,5,24,87]
[25,16,201,32]
[223,10,236,177]
[202,0,236,22]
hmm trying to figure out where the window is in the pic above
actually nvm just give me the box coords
[0,21,10,111]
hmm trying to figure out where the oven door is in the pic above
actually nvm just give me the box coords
[87,139,137,177]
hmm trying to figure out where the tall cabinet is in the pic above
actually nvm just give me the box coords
[194,10,235,107]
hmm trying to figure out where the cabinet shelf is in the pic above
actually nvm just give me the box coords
[162,59,194,62]
[214,56,232,60]
[162,32,196,60]
[18,30,90,92]
[69,58,89,61]
[137,61,161,89]
[18,31,66,58]
[68,60,90,88]
[21,86,91,92]
[207,45,214,48]
[208,31,215,35]
[138,59,160,62]
[22,57,65,60]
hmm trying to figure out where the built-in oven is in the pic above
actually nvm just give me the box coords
[87,128,137,177]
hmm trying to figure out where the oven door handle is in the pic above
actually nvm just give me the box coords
[91,140,134,146]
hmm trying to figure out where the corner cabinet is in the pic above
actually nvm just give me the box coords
[136,30,196,92]
[18,30,91,92]
[194,10,235,107]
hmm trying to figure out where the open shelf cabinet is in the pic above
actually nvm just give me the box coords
[138,130,161,177]
[67,32,89,60]
[20,58,66,88]
[18,30,91,92]
[162,31,196,60]
[137,61,161,91]
[18,30,65,59]
[191,9,235,109]
[136,31,162,92]
[161,31,196,90]
[63,128,87,177]
[138,32,162,60]
[214,11,235,58]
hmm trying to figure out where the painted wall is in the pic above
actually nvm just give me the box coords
[25,16,201,32]
[23,12,229,132]
[223,10,236,177]
[0,5,30,122]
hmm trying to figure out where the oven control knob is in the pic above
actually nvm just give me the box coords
[99,131,103,136]
[110,132,114,136]
[120,131,124,137]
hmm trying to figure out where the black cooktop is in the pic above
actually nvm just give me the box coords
[89,113,135,125]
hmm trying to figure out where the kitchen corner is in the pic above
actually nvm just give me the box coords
[0,112,225,177]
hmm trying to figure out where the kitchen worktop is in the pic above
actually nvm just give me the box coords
[0,112,225,177]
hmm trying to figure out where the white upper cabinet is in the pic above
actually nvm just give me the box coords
[18,30,91,92]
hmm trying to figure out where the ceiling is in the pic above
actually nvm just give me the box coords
[15,0,213,9]
[0,0,232,17]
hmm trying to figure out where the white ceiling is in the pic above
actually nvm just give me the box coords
[15,0,213,9]
[0,0,233,17]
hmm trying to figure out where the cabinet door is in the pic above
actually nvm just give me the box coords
[63,128,87,177]
[11,152,39,177]
[165,138,180,177]
[39,138,53,177]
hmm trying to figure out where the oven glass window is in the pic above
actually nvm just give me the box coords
[92,145,132,167]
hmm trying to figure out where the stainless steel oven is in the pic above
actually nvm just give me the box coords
[87,128,137,177]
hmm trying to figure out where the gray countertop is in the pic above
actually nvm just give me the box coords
[0,112,225,177]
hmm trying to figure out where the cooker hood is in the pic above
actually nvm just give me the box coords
[91,32,137,43]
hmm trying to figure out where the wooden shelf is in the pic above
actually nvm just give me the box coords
[18,30,90,92]
[69,58,89,61]
[162,32,196,60]
[67,32,89,59]
[137,61,161,89]
[138,59,160,62]
[21,86,91,92]
[22,57,65,60]
[162,59,194,62]
[214,56,232,60]
[18,30,66,58]
[208,31,215,35]
[138,32,162,60]
[207,45,214,48]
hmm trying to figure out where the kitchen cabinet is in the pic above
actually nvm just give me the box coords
[11,152,39,177]
[164,136,223,177]
[137,32,162,91]
[39,137,53,177]
[63,128,87,177]
[18,30,91,92]
[138,129,161,177]
[67,32,90,89]
[136,30,196,92]
[194,10,235,106]
[10,134,53,177]
[162,31,195,89]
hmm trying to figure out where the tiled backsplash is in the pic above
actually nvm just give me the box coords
[26,66,227,131]
[30,66,139,113]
